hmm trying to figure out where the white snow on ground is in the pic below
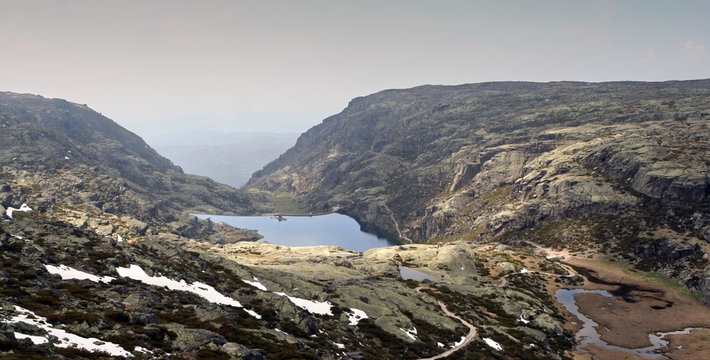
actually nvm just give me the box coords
[14,332,49,344]
[5,203,32,219]
[520,268,529,274]
[116,234,124,242]
[453,335,466,347]
[347,308,368,325]
[133,346,153,355]
[44,264,115,283]
[483,337,503,351]
[333,342,346,349]
[519,315,530,324]
[45,263,259,318]
[437,342,445,348]
[274,292,333,315]
[244,309,262,319]
[116,264,243,308]
[400,327,417,341]
[243,277,267,291]
[4,306,133,357]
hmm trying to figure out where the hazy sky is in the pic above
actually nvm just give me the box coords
[2,0,709,139]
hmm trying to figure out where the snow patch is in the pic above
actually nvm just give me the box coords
[44,264,115,283]
[519,315,530,324]
[437,342,445,348]
[454,335,466,347]
[4,306,133,357]
[333,342,346,349]
[116,264,244,308]
[483,337,503,351]
[6,203,32,219]
[14,332,49,344]
[347,308,368,325]
[116,234,124,242]
[400,327,417,341]
[134,346,153,355]
[274,292,333,315]
[520,268,529,274]
[244,309,262,319]
[243,277,267,291]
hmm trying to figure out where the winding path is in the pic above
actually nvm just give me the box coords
[383,203,414,243]
[416,286,477,360]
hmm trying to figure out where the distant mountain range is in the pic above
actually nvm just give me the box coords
[149,130,298,188]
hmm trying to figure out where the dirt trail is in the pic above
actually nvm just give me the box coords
[526,241,574,260]
[416,286,477,360]
[383,203,413,243]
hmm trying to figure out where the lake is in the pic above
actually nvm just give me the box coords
[196,213,398,252]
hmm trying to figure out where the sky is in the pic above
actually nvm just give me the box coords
[1,0,709,140]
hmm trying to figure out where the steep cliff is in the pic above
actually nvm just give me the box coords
[247,80,710,299]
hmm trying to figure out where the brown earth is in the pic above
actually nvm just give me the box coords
[553,257,710,359]
[663,328,710,359]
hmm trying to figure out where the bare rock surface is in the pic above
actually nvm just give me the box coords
[247,80,710,303]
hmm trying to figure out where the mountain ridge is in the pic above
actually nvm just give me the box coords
[1,91,259,233]
[0,90,579,359]
[247,79,710,302]
[3,85,710,359]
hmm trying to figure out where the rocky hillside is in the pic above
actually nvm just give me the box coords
[0,92,259,238]
[247,80,710,301]
[0,91,578,359]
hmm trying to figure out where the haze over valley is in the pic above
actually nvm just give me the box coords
[149,130,298,188]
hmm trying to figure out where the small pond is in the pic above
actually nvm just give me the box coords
[197,213,398,253]
[399,266,439,281]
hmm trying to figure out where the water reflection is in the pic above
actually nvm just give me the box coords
[399,266,438,281]
[555,288,705,358]
[196,213,398,252]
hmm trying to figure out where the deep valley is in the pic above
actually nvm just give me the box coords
[2,80,710,359]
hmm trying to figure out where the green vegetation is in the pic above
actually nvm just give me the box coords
[266,193,306,214]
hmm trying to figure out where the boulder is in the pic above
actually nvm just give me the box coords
[496,261,516,275]
[700,268,710,306]
[700,226,710,242]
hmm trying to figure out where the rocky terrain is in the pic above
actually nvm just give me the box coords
[0,91,575,359]
[3,80,710,359]
[0,92,267,241]
[247,80,710,303]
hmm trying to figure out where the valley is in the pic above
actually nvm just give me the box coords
[1,79,710,359]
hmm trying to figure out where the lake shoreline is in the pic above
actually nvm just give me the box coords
[196,213,398,253]
[551,257,710,359]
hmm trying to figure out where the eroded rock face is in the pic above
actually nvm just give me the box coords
[248,81,710,244]
[247,80,710,298]
[701,269,710,305]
